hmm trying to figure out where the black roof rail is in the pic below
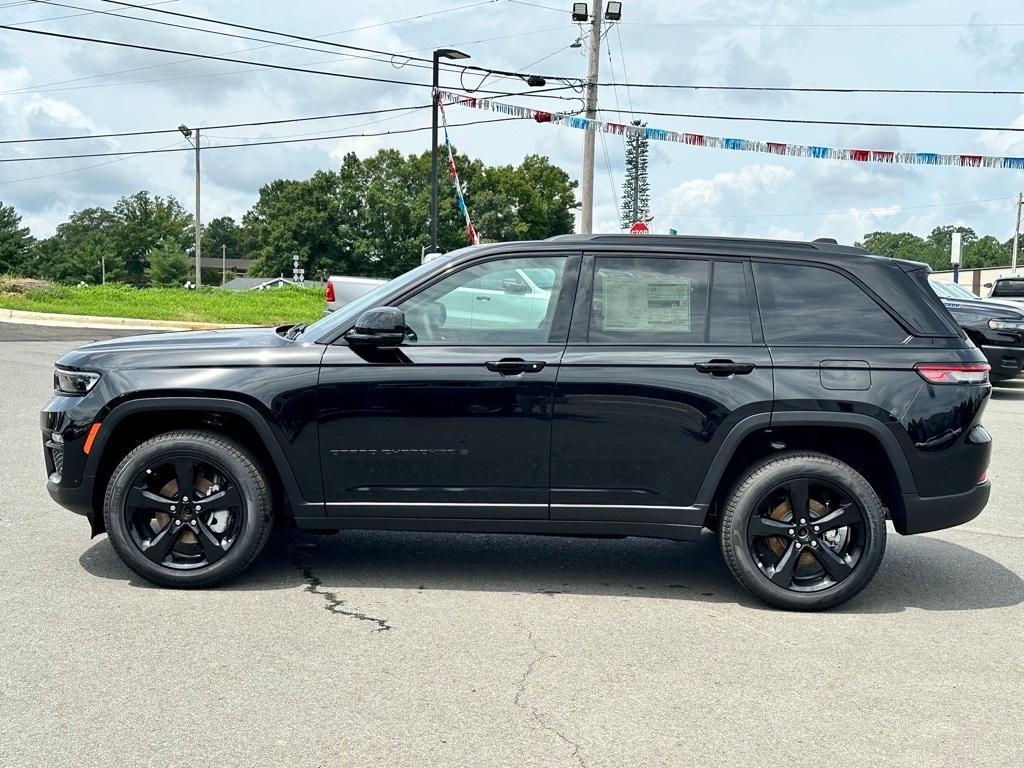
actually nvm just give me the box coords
[544,232,867,255]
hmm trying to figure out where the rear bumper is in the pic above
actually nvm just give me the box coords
[981,344,1024,380]
[895,481,990,535]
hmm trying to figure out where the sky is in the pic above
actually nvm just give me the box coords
[4,0,1024,252]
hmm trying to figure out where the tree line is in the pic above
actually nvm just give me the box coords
[0,148,578,286]
[856,226,1017,271]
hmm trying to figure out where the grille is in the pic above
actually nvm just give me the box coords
[51,446,64,477]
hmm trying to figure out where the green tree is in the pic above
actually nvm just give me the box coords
[145,237,191,286]
[0,202,33,274]
[858,231,931,263]
[29,207,119,283]
[965,235,1009,268]
[110,191,193,281]
[244,149,578,280]
[202,216,241,260]
[620,121,650,229]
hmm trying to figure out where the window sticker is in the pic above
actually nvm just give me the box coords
[601,272,693,331]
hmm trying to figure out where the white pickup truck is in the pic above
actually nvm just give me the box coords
[324,275,386,314]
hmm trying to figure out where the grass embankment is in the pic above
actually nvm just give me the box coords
[0,282,324,325]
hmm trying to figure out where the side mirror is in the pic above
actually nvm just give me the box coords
[502,278,529,295]
[345,307,406,347]
[984,283,993,288]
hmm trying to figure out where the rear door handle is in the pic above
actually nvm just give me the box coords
[695,359,755,376]
[486,358,546,375]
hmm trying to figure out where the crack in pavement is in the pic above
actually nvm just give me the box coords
[288,545,391,632]
[513,632,586,768]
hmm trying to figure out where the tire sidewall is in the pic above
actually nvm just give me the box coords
[104,433,271,587]
[722,454,887,610]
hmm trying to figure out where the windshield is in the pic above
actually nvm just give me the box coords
[991,279,1024,297]
[298,247,478,341]
[930,281,954,298]
[522,267,557,290]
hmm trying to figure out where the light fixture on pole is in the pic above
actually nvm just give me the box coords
[605,1,622,20]
[571,2,588,21]
[430,48,470,255]
[179,123,201,288]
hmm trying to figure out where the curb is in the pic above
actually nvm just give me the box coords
[0,307,251,331]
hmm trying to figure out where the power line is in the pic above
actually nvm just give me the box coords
[0,23,584,99]
[595,82,1024,96]
[3,0,503,97]
[99,0,579,84]
[505,1,1024,28]
[595,107,1024,133]
[14,0,177,25]
[0,116,528,163]
[0,105,432,144]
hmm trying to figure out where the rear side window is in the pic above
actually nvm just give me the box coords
[753,262,906,345]
[590,257,709,343]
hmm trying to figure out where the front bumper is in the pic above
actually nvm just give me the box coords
[981,344,1024,380]
[894,481,991,535]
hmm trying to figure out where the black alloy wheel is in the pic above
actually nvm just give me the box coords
[123,454,245,570]
[745,477,866,593]
[719,452,886,611]
[104,430,274,588]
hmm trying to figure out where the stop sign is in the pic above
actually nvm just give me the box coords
[629,220,650,235]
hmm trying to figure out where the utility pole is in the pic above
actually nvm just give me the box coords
[222,243,226,285]
[179,124,201,288]
[580,0,603,234]
[1012,192,1023,273]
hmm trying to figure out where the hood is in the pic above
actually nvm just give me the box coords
[939,297,1024,319]
[55,325,322,371]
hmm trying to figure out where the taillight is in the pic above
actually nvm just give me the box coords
[914,362,990,384]
[325,281,335,303]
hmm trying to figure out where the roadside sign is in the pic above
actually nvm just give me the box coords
[629,220,650,235]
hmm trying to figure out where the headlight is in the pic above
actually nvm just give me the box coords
[988,319,1024,331]
[53,368,100,396]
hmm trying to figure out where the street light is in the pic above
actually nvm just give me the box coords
[430,48,470,255]
[179,123,201,288]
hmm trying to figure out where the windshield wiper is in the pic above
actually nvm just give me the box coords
[284,323,308,340]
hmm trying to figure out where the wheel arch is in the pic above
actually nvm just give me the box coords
[698,412,916,526]
[85,397,315,535]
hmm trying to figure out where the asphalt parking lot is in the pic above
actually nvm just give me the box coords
[1,321,1022,768]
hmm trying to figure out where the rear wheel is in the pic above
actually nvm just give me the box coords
[719,452,886,610]
[103,430,274,588]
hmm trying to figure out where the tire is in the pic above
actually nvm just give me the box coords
[719,451,886,611]
[103,430,274,588]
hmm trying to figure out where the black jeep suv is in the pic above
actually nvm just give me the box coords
[41,235,992,610]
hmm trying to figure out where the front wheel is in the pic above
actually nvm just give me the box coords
[103,430,274,588]
[719,452,886,611]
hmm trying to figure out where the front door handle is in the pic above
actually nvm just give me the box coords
[695,359,755,376]
[486,358,546,375]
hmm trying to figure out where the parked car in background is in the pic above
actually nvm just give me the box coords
[931,279,1024,383]
[42,235,993,611]
[324,275,386,313]
[986,274,1024,307]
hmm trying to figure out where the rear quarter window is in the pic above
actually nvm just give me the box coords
[753,261,907,345]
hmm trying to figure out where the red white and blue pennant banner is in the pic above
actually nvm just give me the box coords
[439,90,1024,170]
[437,94,480,245]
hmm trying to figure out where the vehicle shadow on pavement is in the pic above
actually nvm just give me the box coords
[78,526,1023,614]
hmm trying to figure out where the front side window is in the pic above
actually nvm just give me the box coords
[589,257,710,343]
[398,256,568,345]
[753,262,906,345]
